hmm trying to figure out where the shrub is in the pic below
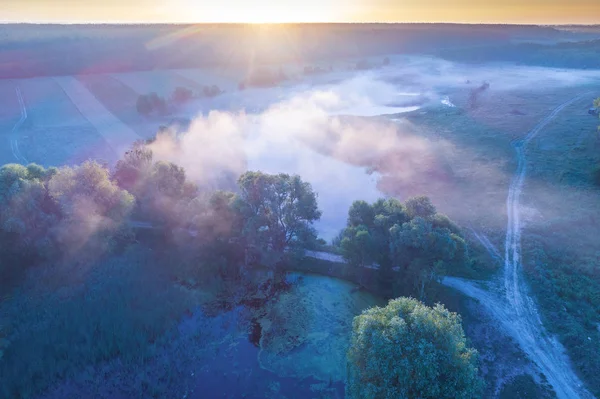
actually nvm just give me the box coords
[172,86,193,104]
[347,297,482,399]
[136,94,152,115]
[202,85,222,97]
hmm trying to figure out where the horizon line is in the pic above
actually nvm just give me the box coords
[1,21,600,27]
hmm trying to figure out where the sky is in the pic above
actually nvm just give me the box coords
[3,0,600,24]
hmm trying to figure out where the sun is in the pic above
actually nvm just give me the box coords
[179,0,337,23]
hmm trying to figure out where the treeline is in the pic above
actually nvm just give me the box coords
[1,139,472,300]
[1,24,592,79]
[0,143,320,277]
[0,139,478,398]
[436,39,600,69]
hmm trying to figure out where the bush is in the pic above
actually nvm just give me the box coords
[136,93,167,116]
[172,86,193,104]
[347,297,482,399]
[202,85,222,97]
[136,94,152,115]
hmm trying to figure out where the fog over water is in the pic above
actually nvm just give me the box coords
[148,56,600,239]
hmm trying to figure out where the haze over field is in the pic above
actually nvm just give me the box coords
[1,19,600,399]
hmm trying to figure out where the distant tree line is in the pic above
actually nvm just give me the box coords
[136,85,223,116]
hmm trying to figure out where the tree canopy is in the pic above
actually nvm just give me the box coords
[347,297,482,399]
[235,171,321,265]
[339,196,468,299]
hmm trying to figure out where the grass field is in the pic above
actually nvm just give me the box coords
[401,81,600,395]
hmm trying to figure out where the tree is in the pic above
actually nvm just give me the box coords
[113,141,153,193]
[347,298,482,399]
[48,161,135,256]
[136,93,168,116]
[390,217,466,300]
[136,95,152,116]
[0,163,59,261]
[236,171,321,263]
[340,225,375,270]
[405,196,437,219]
[202,85,222,98]
[172,86,193,104]
[338,196,468,299]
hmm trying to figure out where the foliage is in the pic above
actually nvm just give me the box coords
[113,141,154,194]
[202,85,222,98]
[235,171,322,264]
[1,161,133,264]
[405,196,437,219]
[390,217,467,300]
[346,297,482,399]
[113,143,198,230]
[338,197,469,299]
[47,161,135,256]
[171,86,193,104]
[0,163,59,261]
[136,93,167,116]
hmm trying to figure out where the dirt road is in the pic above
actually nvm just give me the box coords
[307,95,595,397]
[9,87,28,164]
[449,94,593,399]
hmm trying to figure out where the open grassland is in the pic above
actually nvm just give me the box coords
[517,94,600,395]
[77,74,156,138]
[20,126,115,167]
[406,83,600,395]
[14,77,115,166]
[19,77,90,128]
[402,84,598,234]
[0,80,22,164]
[55,76,141,157]
[0,80,20,122]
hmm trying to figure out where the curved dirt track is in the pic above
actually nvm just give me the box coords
[447,93,594,399]
[10,87,28,164]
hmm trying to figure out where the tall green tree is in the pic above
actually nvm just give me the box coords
[347,297,482,399]
[339,196,468,299]
[113,142,198,228]
[236,171,321,265]
[48,161,135,256]
[0,163,58,261]
[389,217,466,300]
